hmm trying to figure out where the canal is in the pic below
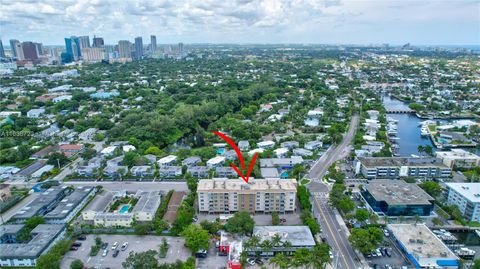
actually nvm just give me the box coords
[382,95,479,156]
[382,95,435,157]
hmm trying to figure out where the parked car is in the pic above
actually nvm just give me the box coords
[77,235,87,240]
[329,250,334,260]
[113,249,120,257]
[102,249,109,257]
[384,229,390,237]
[255,259,264,265]
[121,242,129,251]
[101,242,108,249]
[69,246,79,251]
[72,242,82,247]
[195,249,207,258]
[112,242,118,250]
[385,248,392,257]
[247,258,256,266]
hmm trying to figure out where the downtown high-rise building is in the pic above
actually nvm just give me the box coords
[14,42,24,60]
[150,35,157,52]
[34,42,43,56]
[79,36,90,50]
[9,39,20,58]
[81,47,105,63]
[92,36,104,47]
[134,37,143,59]
[118,40,132,58]
[65,36,81,61]
[178,42,184,56]
[0,39,5,58]
[21,42,38,61]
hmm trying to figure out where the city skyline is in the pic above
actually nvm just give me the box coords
[1,0,479,46]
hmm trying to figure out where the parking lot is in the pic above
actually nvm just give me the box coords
[61,235,190,269]
[365,236,413,269]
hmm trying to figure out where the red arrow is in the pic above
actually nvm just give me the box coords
[230,153,258,184]
[213,131,258,183]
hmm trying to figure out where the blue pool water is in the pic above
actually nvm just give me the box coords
[119,205,131,213]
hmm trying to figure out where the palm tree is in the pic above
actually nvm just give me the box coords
[414,214,421,224]
[417,145,425,156]
[291,248,311,268]
[310,244,330,269]
[269,253,289,269]
[271,234,283,247]
[424,145,433,156]
[383,215,389,225]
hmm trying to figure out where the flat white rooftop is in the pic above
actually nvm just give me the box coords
[445,183,480,203]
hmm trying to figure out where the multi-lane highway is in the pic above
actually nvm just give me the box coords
[307,114,361,269]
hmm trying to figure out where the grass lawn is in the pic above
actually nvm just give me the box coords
[300,178,311,185]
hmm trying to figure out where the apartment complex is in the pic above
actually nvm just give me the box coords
[82,190,161,227]
[445,183,480,222]
[197,178,297,213]
[435,149,480,169]
[357,157,451,179]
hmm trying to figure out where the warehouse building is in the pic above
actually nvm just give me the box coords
[197,178,296,214]
[388,224,458,268]
[361,180,434,216]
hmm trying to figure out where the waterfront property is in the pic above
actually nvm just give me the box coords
[197,178,297,213]
[356,157,451,179]
[388,224,458,269]
[445,183,480,222]
[435,149,480,169]
[361,179,434,216]
[0,224,66,267]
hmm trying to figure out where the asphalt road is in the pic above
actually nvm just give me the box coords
[307,114,359,181]
[0,192,37,224]
[307,114,362,269]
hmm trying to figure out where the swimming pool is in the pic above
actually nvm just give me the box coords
[119,205,131,214]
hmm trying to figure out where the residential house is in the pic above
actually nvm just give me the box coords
[187,166,209,178]
[281,141,299,149]
[26,108,45,118]
[304,141,323,151]
[159,166,182,178]
[157,155,177,167]
[215,167,236,178]
[238,141,250,151]
[207,156,226,169]
[130,166,154,177]
[257,140,275,149]
[182,156,201,167]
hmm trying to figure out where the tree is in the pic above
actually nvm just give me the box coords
[70,259,83,269]
[200,220,222,234]
[424,145,433,156]
[47,152,69,168]
[144,146,162,156]
[472,259,480,269]
[417,145,425,156]
[134,223,152,235]
[225,211,255,235]
[271,212,280,225]
[348,227,383,254]
[122,250,159,269]
[159,238,169,258]
[355,209,369,222]
[291,248,311,268]
[269,253,289,269]
[181,224,210,253]
[337,197,355,213]
[419,181,442,197]
[311,243,331,269]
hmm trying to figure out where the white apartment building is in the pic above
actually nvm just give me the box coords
[446,183,480,222]
[436,149,480,169]
[197,178,297,213]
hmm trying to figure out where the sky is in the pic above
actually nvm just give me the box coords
[1,0,479,46]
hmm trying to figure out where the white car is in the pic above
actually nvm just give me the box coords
[329,250,334,260]
[247,258,256,266]
[112,242,118,250]
[384,229,390,237]
[121,242,128,251]
[102,249,109,257]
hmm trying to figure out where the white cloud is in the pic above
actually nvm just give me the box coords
[0,0,478,45]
